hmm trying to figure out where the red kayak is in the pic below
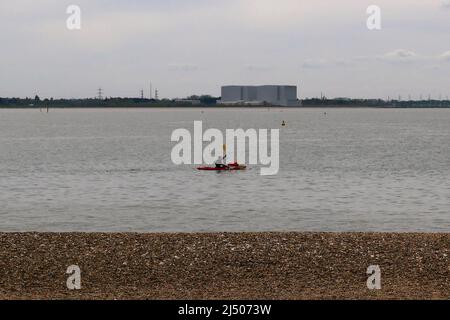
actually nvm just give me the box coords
[197,163,247,171]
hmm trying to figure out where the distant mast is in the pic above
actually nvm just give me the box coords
[97,87,103,100]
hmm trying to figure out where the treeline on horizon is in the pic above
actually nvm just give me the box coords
[1,95,449,108]
[0,95,220,108]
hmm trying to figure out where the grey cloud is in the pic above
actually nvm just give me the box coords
[304,49,450,70]
[378,50,450,64]
[345,50,420,65]
[439,51,450,61]
[378,49,420,63]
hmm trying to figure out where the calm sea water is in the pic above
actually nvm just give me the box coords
[0,108,449,232]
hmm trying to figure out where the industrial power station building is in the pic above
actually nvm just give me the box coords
[219,85,301,106]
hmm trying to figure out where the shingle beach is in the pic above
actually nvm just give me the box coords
[0,232,449,300]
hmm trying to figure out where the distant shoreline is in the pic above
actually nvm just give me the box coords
[2,96,450,110]
[1,232,448,300]
[1,105,450,109]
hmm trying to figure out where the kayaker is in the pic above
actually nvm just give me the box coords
[215,154,227,168]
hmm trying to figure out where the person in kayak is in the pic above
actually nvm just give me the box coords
[215,153,228,168]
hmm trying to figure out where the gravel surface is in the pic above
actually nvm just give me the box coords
[0,232,449,300]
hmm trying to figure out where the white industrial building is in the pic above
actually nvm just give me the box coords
[219,85,301,106]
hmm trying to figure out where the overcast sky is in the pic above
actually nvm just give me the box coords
[0,0,449,99]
